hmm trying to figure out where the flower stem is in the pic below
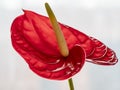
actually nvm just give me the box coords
[45,2,74,90]
[68,78,74,90]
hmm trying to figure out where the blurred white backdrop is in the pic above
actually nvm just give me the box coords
[0,0,120,90]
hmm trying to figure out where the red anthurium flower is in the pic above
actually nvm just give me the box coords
[11,10,118,80]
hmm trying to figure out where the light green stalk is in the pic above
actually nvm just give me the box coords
[45,3,69,57]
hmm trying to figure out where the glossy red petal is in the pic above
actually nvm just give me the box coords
[11,10,118,81]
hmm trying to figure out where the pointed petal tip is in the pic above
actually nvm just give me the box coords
[22,9,25,12]
[22,9,31,14]
[22,8,27,13]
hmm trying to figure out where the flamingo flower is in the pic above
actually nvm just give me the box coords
[11,3,118,80]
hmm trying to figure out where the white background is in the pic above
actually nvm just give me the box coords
[0,0,120,90]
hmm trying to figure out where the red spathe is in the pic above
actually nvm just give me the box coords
[11,10,118,80]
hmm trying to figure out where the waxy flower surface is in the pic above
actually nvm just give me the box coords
[11,10,118,80]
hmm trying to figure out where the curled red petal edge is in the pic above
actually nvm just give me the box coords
[86,37,118,65]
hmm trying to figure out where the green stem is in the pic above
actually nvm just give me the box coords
[68,78,74,90]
